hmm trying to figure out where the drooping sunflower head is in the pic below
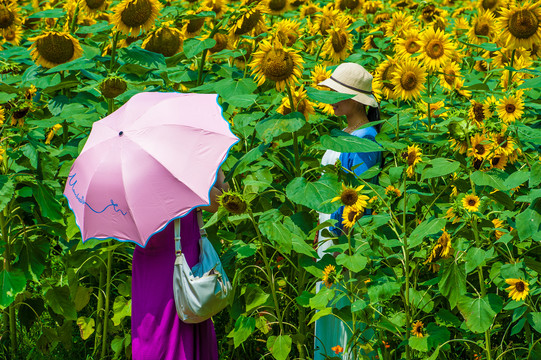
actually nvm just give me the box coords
[314,5,340,36]
[248,39,304,92]
[468,9,496,45]
[492,132,515,156]
[300,2,320,18]
[342,204,364,229]
[230,6,266,37]
[419,27,456,70]
[491,218,505,239]
[498,1,541,49]
[273,19,301,47]
[0,1,20,30]
[320,17,353,64]
[385,10,415,37]
[468,100,486,127]
[203,0,228,18]
[182,8,212,38]
[363,0,382,15]
[402,144,422,178]
[112,0,161,36]
[322,264,338,288]
[80,0,109,14]
[263,0,289,15]
[468,133,492,160]
[462,194,480,212]
[99,76,128,99]
[276,85,315,120]
[438,61,462,92]
[374,57,398,100]
[29,31,83,68]
[505,278,529,301]
[219,190,248,214]
[142,26,183,57]
[2,25,23,46]
[425,230,452,271]
[391,57,427,101]
[336,0,362,13]
[479,0,504,13]
[412,321,424,338]
[490,153,508,170]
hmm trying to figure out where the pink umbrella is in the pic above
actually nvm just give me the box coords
[63,92,238,247]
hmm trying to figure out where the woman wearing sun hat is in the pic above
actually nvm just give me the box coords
[314,62,382,360]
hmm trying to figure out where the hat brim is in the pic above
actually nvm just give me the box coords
[318,78,379,108]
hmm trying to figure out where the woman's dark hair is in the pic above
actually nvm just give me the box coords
[367,106,381,133]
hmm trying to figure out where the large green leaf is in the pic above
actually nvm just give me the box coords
[527,312,541,333]
[213,78,258,108]
[320,130,382,153]
[421,158,460,180]
[409,288,434,313]
[306,87,355,104]
[255,112,306,143]
[228,316,255,348]
[470,170,507,191]
[111,296,131,326]
[183,38,216,58]
[244,284,270,313]
[439,261,466,309]
[0,175,15,212]
[259,209,308,254]
[457,294,503,333]
[309,286,334,310]
[367,282,401,303]
[465,247,494,274]
[44,285,77,320]
[31,181,64,222]
[15,237,49,281]
[408,218,446,248]
[118,47,166,70]
[76,317,95,340]
[530,161,541,187]
[516,206,541,241]
[286,173,341,213]
[267,335,292,360]
[0,269,27,308]
[336,252,367,272]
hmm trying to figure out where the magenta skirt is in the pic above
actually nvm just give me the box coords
[131,210,218,360]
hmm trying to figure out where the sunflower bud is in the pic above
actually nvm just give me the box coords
[219,191,248,215]
[0,63,20,74]
[99,77,128,99]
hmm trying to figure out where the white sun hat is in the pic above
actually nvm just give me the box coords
[318,62,379,108]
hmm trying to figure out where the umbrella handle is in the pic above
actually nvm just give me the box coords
[175,219,182,255]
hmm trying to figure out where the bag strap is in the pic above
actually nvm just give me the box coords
[175,209,207,256]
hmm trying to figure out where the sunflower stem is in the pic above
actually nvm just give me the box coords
[314,40,325,62]
[286,84,301,177]
[109,31,120,74]
[507,49,516,92]
[100,245,114,358]
[426,73,432,130]
[93,264,106,357]
[0,208,17,357]
[69,1,80,34]
[401,171,411,360]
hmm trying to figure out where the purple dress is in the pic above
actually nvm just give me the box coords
[131,210,218,360]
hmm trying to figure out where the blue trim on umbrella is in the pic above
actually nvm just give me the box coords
[63,93,240,249]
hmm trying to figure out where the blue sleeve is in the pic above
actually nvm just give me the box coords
[329,130,381,236]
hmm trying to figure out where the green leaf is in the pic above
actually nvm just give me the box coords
[286,173,341,213]
[15,237,49,281]
[309,286,335,310]
[258,210,305,254]
[368,282,401,303]
[516,207,541,241]
[336,253,367,272]
[308,307,333,325]
[439,261,466,309]
[465,247,492,274]
[45,286,77,320]
[504,170,530,190]
[530,161,541,187]
[255,112,306,143]
[0,175,15,212]
[76,317,95,340]
[511,317,526,336]
[306,87,355,104]
[118,47,166,70]
[184,38,217,58]
[267,335,292,360]
[408,218,446,248]
[31,182,63,221]
[470,170,507,191]
[426,323,450,351]
[409,335,428,351]
[231,240,257,259]
[421,158,460,180]
[527,312,541,333]
[28,8,66,18]
[351,299,367,312]
[45,57,96,73]
[409,288,434,313]
[295,291,314,307]
[213,78,258,108]
[111,296,131,326]
[0,269,27,308]
[244,284,270,313]
[320,130,382,153]
[74,286,92,312]
[457,294,503,333]
[228,316,255,348]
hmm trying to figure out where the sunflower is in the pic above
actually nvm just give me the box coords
[479,0,504,13]
[320,17,353,64]
[249,39,304,92]
[322,264,337,288]
[363,0,382,15]
[412,321,424,338]
[1,25,22,46]
[300,2,320,18]
[385,185,401,198]
[263,0,288,15]
[462,194,480,212]
[492,132,515,156]
[374,57,399,100]
[402,144,422,178]
[203,0,227,18]
[142,26,183,57]
[505,279,529,301]
[418,27,456,70]
[362,28,386,51]
[394,29,422,59]
[391,58,427,101]
[342,204,364,229]
[444,207,461,224]
[438,61,462,92]
[0,1,20,31]
[490,153,508,170]
[336,0,362,14]
[468,133,492,160]
[374,12,391,24]
[468,100,486,127]
[311,64,331,89]
[208,32,229,54]
[492,218,506,240]
[273,19,301,47]
[453,17,470,39]
[112,0,161,36]
[467,10,497,45]
[493,47,533,69]
[498,1,541,50]
[385,11,415,37]
[499,56,532,89]
[276,86,316,120]
[183,8,212,38]
[230,6,267,38]
[482,95,498,119]
[420,99,447,119]
[99,76,128,99]
[79,0,108,14]
[45,124,63,145]
[425,230,452,272]
[29,31,83,68]
[497,91,524,123]
[219,190,248,214]
[332,184,369,208]
[313,5,340,36]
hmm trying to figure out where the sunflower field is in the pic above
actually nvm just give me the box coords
[1,0,541,359]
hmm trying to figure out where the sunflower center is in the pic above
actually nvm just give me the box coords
[444,69,455,85]
[509,9,539,39]
[262,49,295,82]
[187,18,205,34]
[475,21,490,36]
[341,189,359,206]
[120,0,153,28]
[406,39,420,53]
[3,28,15,41]
[269,0,287,12]
[475,144,486,155]
[468,198,476,206]
[516,281,525,291]
[505,103,516,113]
[382,64,396,90]
[36,33,76,66]
[0,7,15,29]
[318,17,332,36]
[210,33,228,53]
[344,0,359,10]
[426,39,444,59]
[491,156,501,166]
[332,31,347,53]
[482,0,498,10]
[347,210,358,222]
[85,0,106,10]
[235,9,261,35]
[144,28,182,57]
[473,103,485,122]
[400,71,418,91]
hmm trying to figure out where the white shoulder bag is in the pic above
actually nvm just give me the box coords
[173,211,232,324]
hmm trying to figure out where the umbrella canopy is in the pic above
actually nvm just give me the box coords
[64,92,238,247]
